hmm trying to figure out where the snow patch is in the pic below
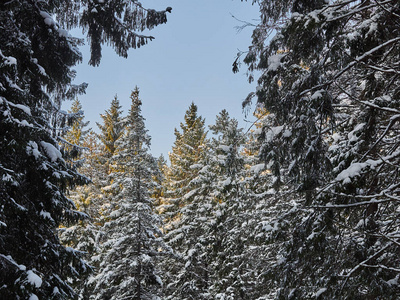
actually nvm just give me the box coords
[10,198,27,211]
[336,162,368,183]
[40,210,54,222]
[40,141,62,162]
[282,129,292,137]
[348,123,365,142]
[190,164,202,170]
[2,174,13,182]
[4,56,17,66]
[260,221,278,232]
[315,288,327,297]
[311,90,324,100]
[332,133,341,142]
[26,270,42,288]
[183,189,197,200]
[188,248,196,257]
[155,274,163,287]
[57,28,69,38]
[387,275,399,286]
[13,103,31,115]
[140,254,151,262]
[268,53,285,71]
[40,11,56,27]
[19,119,33,127]
[27,141,40,159]
[265,125,284,142]
[36,64,47,76]
[221,177,231,186]
[53,286,60,295]
[29,294,39,300]
[250,163,265,174]
[307,232,316,240]
[218,145,231,152]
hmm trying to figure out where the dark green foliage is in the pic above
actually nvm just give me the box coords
[237,0,400,298]
[55,1,171,66]
[0,1,88,298]
[0,0,170,298]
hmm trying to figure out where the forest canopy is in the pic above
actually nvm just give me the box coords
[1,0,400,299]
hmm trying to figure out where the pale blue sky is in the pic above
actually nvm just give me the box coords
[70,0,259,158]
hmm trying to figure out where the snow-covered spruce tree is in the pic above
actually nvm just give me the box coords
[208,109,287,299]
[58,106,104,298]
[238,0,400,298]
[161,102,208,225]
[96,95,125,160]
[59,130,104,257]
[90,87,169,300]
[158,103,209,298]
[95,96,125,210]
[0,2,88,299]
[0,1,170,299]
[162,145,214,300]
[205,110,250,299]
[61,98,91,168]
[162,110,250,299]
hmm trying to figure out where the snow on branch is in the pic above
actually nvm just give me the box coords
[312,196,397,209]
[300,36,400,97]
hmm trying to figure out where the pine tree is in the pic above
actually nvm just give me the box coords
[239,0,400,298]
[90,87,169,300]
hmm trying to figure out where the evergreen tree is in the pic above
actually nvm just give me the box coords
[162,110,250,299]
[90,87,169,299]
[96,95,125,159]
[158,103,209,298]
[208,110,279,299]
[62,98,91,167]
[161,102,208,224]
[239,0,400,298]
[55,1,172,66]
[0,1,170,298]
[59,110,104,299]
[0,2,88,298]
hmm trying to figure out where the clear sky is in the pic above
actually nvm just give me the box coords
[70,0,260,158]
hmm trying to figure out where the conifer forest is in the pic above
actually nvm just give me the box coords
[1,0,400,299]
